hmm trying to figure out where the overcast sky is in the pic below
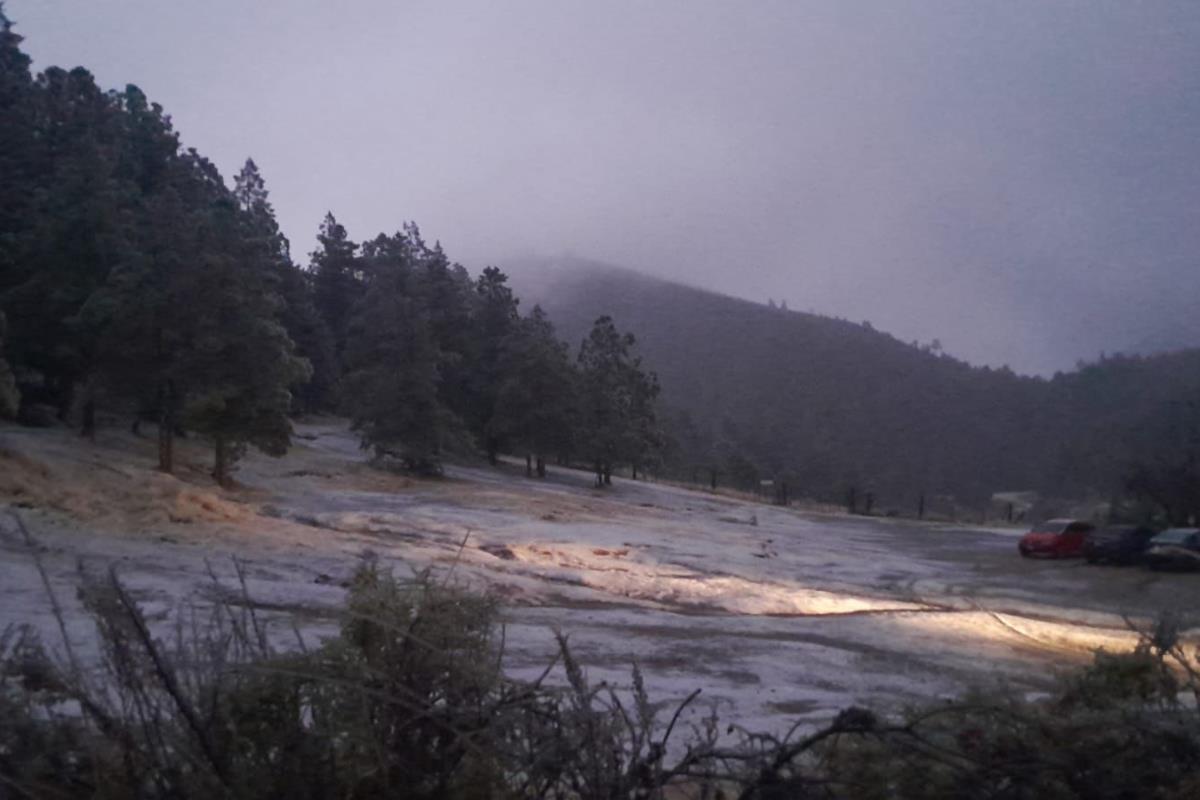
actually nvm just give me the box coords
[11,1,1200,374]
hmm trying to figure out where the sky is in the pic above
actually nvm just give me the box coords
[10,0,1200,375]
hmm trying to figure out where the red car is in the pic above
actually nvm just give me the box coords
[1018,519,1095,558]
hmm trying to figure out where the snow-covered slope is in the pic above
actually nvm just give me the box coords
[2,419,1194,736]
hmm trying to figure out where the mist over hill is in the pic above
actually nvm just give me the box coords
[507,257,1200,512]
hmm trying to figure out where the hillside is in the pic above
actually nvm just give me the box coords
[508,258,1200,512]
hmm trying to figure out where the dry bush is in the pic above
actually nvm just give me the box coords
[0,442,253,528]
[725,617,1200,800]
[0,555,719,799]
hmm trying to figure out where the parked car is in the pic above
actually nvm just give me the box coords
[1018,519,1095,558]
[1083,525,1158,565]
[1144,528,1200,571]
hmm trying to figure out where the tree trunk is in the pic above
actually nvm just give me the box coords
[55,378,74,423]
[631,463,638,481]
[213,436,229,488]
[525,453,533,477]
[595,461,604,487]
[157,404,173,473]
[603,464,612,486]
[536,456,546,478]
[710,469,717,491]
[80,398,96,440]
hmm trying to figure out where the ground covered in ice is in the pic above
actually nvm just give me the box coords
[3,419,1198,736]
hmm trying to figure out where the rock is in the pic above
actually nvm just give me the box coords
[480,543,517,560]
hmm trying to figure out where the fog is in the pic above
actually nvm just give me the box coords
[12,0,1200,374]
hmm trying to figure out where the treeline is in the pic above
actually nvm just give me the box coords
[0,12,661,486]
[520,259,1200,520]
[309,218,662,482]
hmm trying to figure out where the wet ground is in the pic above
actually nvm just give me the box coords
[3,419,1198,735]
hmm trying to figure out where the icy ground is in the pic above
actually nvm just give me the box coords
[3,419,1198,736]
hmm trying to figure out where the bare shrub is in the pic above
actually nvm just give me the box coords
[0,559,719,798]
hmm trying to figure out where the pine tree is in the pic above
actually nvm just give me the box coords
[81,89,212,460]
[310,212,361,374]
[179,196,310,486]
[0,7,33,420]
[1,65,129,420]
[0,4,37,289]
[469,266,520,463]
[577,316,662,486]
[279,266,337,413]
[86,180,196,470]
[625,355,662,480]
[89,151,308,481]
[70,84,187,439]
[234,159,336,412]
[343,230,464,473]
[414,235,474,424]
[114,85,180,196]
[491,306,578,477]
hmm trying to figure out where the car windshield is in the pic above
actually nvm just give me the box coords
[1152,529,1199,545]
[1031,522,1066,535]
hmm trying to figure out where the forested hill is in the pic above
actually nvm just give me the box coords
[510,258,1200,512]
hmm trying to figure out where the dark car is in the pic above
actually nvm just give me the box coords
[1144,528,1200,571]
[1083,525,1158,565]
[1018,519,1095,558]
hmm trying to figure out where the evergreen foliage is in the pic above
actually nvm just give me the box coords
[175,195,310,486]
[0,5,35,284]
[491,306,579,476]
[342,229,466,473]
[469,265,521,463]
[3,64,127,419]
[1122,394,1200,525]
[0,18,312,481]
[233,159,336,415]
[577,316,662,485]
[0,7,659,483]
[310,211,361,375]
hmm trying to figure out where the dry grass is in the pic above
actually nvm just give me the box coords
[0,440,254,530]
